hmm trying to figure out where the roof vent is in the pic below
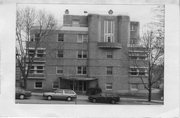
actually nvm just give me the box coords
[108,9,113,15]
[65,9,69,14]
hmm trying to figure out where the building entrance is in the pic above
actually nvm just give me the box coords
[70,81,87,94]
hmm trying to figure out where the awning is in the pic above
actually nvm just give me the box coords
[60,76,97,81]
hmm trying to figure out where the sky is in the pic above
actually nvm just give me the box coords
[17,4,158,33]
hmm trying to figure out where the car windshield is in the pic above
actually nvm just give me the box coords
[64,90,75,94]
[55,89,63,93]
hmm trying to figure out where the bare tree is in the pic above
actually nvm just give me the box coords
[129,5,164,102]
[16,7,57,89]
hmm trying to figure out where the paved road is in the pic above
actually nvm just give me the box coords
[15,95,163,105]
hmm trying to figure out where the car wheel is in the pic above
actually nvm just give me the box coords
[92,98,96,103]
[67,97,72,101]
[19,94,25,100]
[111,100,116,104]
[47,96,52,100]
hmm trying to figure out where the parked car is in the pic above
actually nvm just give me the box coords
[16,87,32,99]
[43,89,77,101]
[88,93,120,104]
[86,88,102,95]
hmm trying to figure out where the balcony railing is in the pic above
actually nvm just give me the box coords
[97,42,122,49]
[27,74,45,79]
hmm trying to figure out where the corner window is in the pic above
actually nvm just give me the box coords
[30,65,44,74]
[107,66,113,75]
[34,82,42,89]
[129,67,147,76]
[35,33,40,42]
[105,83,112,90]
[58,33,64,42]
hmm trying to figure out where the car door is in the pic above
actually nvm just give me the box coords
[98,93,106,102]
[54,90,63,99]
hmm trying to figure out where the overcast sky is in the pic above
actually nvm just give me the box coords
[17,4,158,32]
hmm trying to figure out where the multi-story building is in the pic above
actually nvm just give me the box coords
[23,11,148,93]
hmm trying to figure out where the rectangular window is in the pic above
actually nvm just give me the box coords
[56,67,63,74]
[57,50,63,58]
[104,20,114,42]
[130,25,135,31]
[58,33,64,42]
[129,67,147,76]
[105,83,113,90]
[35,33,40,42]
[107,66,113,75]
[34,82,42,89]
[77,50,87,59]
[30,65,44,74]
[77,34,88,43]
[52,81,59,89]
[77,66,87,75]
[37,49,45,58]
[28,48,46,58]
[72,20,80,26]
[107,51,113,58]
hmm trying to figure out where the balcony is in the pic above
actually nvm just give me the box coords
[28,74,45,79]
[97,42,122,49]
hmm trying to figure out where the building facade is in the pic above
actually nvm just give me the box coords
[22,12,148,94]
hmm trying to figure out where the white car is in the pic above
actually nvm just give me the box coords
[43,89,77,101]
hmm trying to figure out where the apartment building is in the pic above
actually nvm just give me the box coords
[23,11,148,93]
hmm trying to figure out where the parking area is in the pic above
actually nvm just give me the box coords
[15,93,163,105]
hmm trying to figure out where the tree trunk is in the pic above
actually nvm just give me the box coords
[23,77,27,90]
[148,87,152,102]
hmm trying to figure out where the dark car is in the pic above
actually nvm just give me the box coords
[16,87,32,99]
[88,93,120,104]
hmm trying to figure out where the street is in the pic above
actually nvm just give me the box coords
[15,94,163,105]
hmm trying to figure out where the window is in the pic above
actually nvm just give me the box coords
[129,52,147,60]
[28,48,45,58]
[72,19,80,26]
[28,49,35,57]
[129,67,147,76]
[52,81,59,89]
[130,38,137,44]
[130,84,138,91]
[77,66,87,75]
[77,34,88,43]
[104,20,114,42]
[35,33,40,41]
[77,50,87,59]
[57,50,63,58]
[56,67,63,74]
[107,51,113,58]
[107,66,113,75]
[29,65,44,74]
[37,49,45,58]
[34,82,42,89]
[130,25,135,31]
[58,33,64,42]
[105,83,113,90]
